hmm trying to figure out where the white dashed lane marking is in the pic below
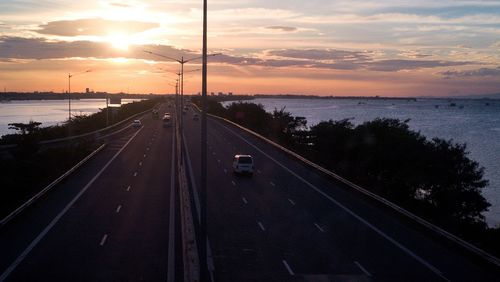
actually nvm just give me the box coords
[100,234,108,246]
[314,223,325,232]
[354,261,372,277]
[282,260,295,276]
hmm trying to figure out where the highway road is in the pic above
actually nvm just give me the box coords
[1,101,498,282]
[182,105,499,282]
[0,103,182,281]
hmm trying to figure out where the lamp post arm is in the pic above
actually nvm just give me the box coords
[144,50,182,63]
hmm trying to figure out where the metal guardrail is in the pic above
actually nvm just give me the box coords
[0,143,106,228]
[191,102,500,268]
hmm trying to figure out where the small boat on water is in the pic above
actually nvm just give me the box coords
[449,102,456,107]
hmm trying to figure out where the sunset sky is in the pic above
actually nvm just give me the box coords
[0,0,499,96]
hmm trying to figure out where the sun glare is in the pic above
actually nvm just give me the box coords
[108,33,131,51]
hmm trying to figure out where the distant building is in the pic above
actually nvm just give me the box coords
[218,92,223,96]
[229,92,233,96]
[210,92,215,96]
[86,88,90,94]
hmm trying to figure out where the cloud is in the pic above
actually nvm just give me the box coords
[0,37,476,73]
[0,36,194,61]
[440,67,500,78]
[109,2,133,8]
[267,49,372,62]
[37,18,159,36]
[265,26,298,32]
[367,59,470,72]
[399,50,432,59]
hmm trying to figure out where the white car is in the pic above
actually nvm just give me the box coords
[132,120,142,128]
[232,155,254,175]
[163,114,172,127]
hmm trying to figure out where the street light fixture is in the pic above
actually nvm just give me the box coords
[68,70,91,121]
[144,50,220,113]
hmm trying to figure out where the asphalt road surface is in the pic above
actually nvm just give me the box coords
[1,102,499,282]
[0,103,182,281]
[182,105,499,282]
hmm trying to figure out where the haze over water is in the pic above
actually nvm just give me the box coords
[225,98,500,226]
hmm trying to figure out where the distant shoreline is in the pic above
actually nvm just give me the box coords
[0,92,162,101]
[1,92,499,102]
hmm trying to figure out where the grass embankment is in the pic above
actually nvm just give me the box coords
[192,97,500,257]
[0,97,163,219]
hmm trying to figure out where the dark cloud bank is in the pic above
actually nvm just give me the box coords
[0,37,476,73]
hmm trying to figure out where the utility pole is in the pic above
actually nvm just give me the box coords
[200,0,208,280]
[106,95,109,127]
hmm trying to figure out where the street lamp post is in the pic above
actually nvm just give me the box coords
[158,67,182,123]
[200,0,208,280]
[67,70,91,121]
[144,51,219,137]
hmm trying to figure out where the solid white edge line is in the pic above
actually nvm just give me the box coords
[282,260,295,276]
[257,221,266,231]
[167,128,176,282]
[115,205,122,213]
[242,197,248,205]
[288,199,296,206]
[214,120,449,281]
[354,261,372,277]
[126,185,131,192]
[270,181,275,187]
[0,127,143,282]
[231,181,236,186]
[100,234,108,246]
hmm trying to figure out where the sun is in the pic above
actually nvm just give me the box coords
[108,33,131,51]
